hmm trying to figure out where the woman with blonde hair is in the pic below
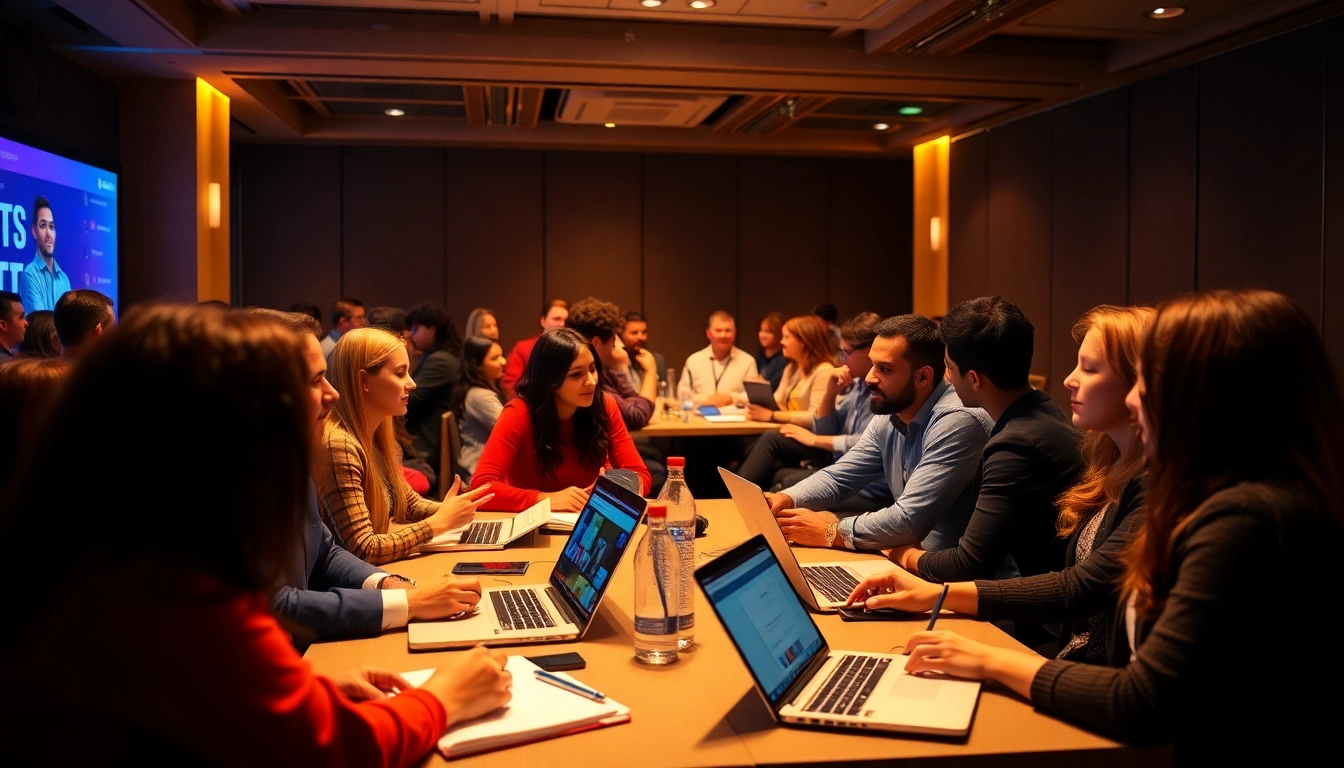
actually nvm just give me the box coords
[746,314,835,427]
[464,308,500,343]
[315,327,494,565]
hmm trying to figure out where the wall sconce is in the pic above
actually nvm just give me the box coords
[208,182,221,229]
[929,216,942,252]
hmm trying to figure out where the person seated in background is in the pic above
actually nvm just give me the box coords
[0,291,28,364]
[367,305,435,492]
[54,288,115,363]
[813,302,842,351]
[320,296,366,357]
[0,356,73,489]
[314,327,492,566]
[449,335,508,483]
[768,314,992,550]
[16,310,60,359]
[850,303,1152,662]
[287,301,324,330]
[619,310,666,393]
[464,307,500,343]
[745,315,836,427]
[367,305,417,366]
[678,310,759,408]
[754,312,788,391]
[501,298,569,398]
[858,290,1344,760]
[249,309,484,651]
[0,304,512,766]
[404,302,463,479]
[472,328,651,512]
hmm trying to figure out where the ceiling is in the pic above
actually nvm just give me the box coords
[4,0,1338,155]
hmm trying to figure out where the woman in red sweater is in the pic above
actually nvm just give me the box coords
[0,305,511,766]
[473,327,651,511]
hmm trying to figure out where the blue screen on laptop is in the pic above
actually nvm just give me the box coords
[552,482,640,622]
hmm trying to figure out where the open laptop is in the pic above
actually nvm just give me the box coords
[720,467,893,612]
[420,497,552,553]
[408,474,645,650]
[696,535,980,738]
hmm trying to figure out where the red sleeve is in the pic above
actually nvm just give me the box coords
[500,341,528,399]
[603,395,651,495]
[470,399,541,511]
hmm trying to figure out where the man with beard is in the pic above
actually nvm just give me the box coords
[766,314,992,553]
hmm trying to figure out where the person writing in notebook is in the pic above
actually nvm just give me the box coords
[0,304,512,766]
[471,327,650,512]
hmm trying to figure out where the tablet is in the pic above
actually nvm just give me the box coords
[743,380,777,410]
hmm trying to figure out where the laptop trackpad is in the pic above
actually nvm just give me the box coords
[888,672,943,701]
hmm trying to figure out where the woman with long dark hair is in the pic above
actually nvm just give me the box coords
[16,309,60,358]
[449,335,507,482]
[471,327,650,512]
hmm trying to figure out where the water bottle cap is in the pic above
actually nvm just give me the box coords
[646,504,667,519]
[666,457,685,468]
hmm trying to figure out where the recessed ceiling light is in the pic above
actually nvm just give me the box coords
[1146,6,1185,18]
[384,108,405,117]
[687,0,716,8]
[898,106,923,116]
[604,122,616,128]
[804,1,828,9]
[873,122,891,131]
[640,0,664,6]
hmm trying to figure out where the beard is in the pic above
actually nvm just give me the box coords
[869,377,916,415]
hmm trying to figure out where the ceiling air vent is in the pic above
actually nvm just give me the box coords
[555,90,727,127]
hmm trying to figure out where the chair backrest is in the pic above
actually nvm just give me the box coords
[1028,374,1047,390]
[439,411,464,500]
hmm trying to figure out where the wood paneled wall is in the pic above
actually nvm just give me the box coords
[235,148,913,374]
[949,18,1344,407]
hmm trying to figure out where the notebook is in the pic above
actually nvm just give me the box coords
[743,380,779,410]
[720,467,893,611]
[407,474,645,650]
[695,535,980,738]
[399,656,630,759]
[421,497,551,553]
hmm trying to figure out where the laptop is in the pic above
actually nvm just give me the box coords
[695,535,980,737]
[408,474,646,650]
[744,380,779,410]
[720,467,893,612]
[420,497,552,553]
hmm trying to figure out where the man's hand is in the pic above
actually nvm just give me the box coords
[779,424,818,447]
[408,575,484,620]
[775,508,840,548]
[764,492,795,515]
[697,392,735,407]
[326,667,413,701]
[634,347,657,374]
[829,364,853,390]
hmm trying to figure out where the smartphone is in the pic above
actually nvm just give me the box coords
[698,405,721,416]
[450,561,530,575]
[837,606,918,622]
[524,652,586,672]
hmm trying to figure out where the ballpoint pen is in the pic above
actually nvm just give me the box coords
[534,669,607,702]
[926,583,950,632]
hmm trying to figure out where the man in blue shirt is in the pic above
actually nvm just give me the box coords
[18,196,71,313]
[768,314,993,553]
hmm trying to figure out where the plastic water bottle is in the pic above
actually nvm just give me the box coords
[678,383,694,423]
[663,368,680,421]
[633,504,680,665]
[656,457,696,650]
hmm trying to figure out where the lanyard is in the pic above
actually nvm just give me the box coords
[711,354,731,392]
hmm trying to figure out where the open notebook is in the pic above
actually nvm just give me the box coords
[401,656,630,759]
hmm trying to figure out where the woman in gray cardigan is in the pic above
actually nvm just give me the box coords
[450,335,508,482]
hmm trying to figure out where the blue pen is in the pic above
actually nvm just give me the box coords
[533,669,606,702]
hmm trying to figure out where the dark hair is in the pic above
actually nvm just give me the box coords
[17,311,60,358]
[330,297,363,326]
[0,356,74,490]
[0,305,310,594]
[813,302,838,323]
[366,306,408,335]
[406,302,463,356]
[839,311,881,349]
[288,302,323,326]
[565,297,624,343]
[243,307,322,340]
[516,328,611,481]
[53,289,114,347]
[0,291,20,321]
[450,335,506,417]
[939,296,1033,390]
[623,311,647,325]
[541,298,569,318]
[874,314,945,381]
[33,195,51,216]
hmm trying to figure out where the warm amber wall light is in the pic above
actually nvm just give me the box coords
[208,182,221,228]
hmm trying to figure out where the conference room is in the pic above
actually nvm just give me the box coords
[2,0,1342,765]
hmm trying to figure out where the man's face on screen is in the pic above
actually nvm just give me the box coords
[32,207,55,258]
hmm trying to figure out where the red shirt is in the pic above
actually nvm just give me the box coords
[471,396,651,511]
[500,336,537,399]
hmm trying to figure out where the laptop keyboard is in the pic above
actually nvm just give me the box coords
[803,655,892,716]
[803,565,859,603]
[491,589,555,631]
[463,521,503,545]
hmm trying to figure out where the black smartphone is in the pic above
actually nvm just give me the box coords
[837,606,919,622]
[525,652,586,672]
[450,561,530,575]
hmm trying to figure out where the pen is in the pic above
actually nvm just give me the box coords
[926,583,950,631]
[534,669,606,702]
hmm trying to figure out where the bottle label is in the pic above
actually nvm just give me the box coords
[678,614,695,630]
[634,616,678,635]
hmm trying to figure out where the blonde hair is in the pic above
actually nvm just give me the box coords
[326,327,408,533]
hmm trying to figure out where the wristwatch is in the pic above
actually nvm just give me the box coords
[379,574,418,588]
[824,522,839,548]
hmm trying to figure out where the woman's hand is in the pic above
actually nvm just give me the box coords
[326,667,412,701]
[778,424,817,447]
[903,631,1046,700]
[542,485,590,512]
[427,478,494,534]
[407,575,484,620]
[746,403,775,422]
[419,646,513,725]
[845,568,942,610]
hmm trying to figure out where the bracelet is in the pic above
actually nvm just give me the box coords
[380,574,418,588]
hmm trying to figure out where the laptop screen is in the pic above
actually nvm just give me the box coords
[548,476,644,625]
[697,536,826,707]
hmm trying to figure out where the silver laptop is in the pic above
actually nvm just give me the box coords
[720,467,893,611]
[696,535,980,738]
[408,475,645,650]
[420,497,551,553]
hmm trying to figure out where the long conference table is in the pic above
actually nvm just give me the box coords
[304,500,1171,767]
[637,412,782,438]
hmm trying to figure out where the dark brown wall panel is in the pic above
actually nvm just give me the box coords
[1128,68,1198,306]
[949,132,989,307]
[986,113,1053,383]
[642,154,739,375]
[444,149,545,350]
[1197,26,1326,321]
[1325,18,1344,379]
[738,156,830,333]
[1049,89,1130,406]
[828,158,913,321]
[544,152,642,313]
[236,144,342,313]
[342,146,445,311]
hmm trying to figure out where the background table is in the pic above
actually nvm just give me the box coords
[304,502,1170,767]
[638,413,782,438]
